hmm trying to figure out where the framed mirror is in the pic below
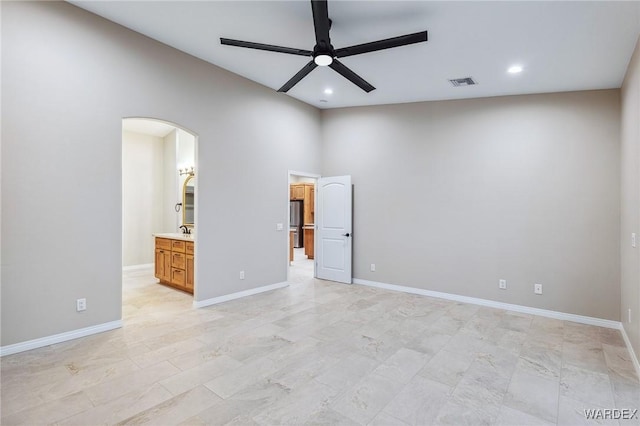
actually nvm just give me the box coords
[183,175,195,227]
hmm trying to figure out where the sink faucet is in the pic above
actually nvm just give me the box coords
[179,225,191,235]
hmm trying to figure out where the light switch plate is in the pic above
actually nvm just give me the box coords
[632,233,637,248]
[276,223,284,231]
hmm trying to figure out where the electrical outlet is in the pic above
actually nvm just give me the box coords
[76,298,86,312]
[370,263,376,272]
[534,284,543,295]
[239,270,245,280]
[499,279,507,290]
[276,223,284,231]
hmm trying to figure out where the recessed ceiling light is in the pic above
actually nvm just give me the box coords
[324,88,333,95]
[508,65,523,74]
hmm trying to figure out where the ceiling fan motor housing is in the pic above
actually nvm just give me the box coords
[313,45,334,66]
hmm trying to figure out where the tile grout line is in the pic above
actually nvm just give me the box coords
[555,321,567,426]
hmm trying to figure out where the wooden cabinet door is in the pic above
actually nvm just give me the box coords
[304,228,314,259]
[155,249,164,279]
[289,231,294,263]
[291,184,304,200]
[186,254,194,290]
[303,184,315,225]
[155,249,171,281]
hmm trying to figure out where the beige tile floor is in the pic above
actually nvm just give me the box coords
[1,252,639,425]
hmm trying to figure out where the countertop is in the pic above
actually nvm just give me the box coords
[154,232,194,241]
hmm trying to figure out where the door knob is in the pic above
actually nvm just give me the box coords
[342,233,351,237]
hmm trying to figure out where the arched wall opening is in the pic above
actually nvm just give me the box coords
[122,117,198,296]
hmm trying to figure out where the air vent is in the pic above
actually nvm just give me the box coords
[449,77,477,87]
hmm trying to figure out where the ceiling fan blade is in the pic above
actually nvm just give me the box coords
[221,38,312,57]
[278,61,318,92]
[329,59,375,93]
[311,0,331,49]
[334,31,428,58]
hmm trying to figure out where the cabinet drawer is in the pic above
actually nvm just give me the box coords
[156,238,172,250]
[172,252,186,269]
[171,268,186,286]
[186,241,194,254]
[171,240,186,253]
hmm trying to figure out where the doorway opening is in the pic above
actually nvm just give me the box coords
[288,171,319,283]
[122,117,198,301]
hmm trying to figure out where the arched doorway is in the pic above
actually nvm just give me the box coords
[121,117,198,303]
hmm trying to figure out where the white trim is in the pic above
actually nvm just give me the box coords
[122,263,153,272]
[353,278,622,330]
[620,325,640,381]
[193,282,289,309]
[288,170,321,179]
[0,320,123,357]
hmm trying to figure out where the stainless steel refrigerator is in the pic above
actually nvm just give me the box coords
[290,200,303,248]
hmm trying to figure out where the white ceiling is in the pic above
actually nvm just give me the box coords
[71,1,640,110]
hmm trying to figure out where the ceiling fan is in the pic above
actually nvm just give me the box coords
[220,0,428,93]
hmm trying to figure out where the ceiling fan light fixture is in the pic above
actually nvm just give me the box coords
[220,0,428,93]
[314,54,333,66]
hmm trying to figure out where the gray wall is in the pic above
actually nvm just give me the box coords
[621,36,640,358]
[322,90,621,321]
[1,1,321,346]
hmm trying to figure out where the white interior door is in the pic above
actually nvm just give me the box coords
[316,175,352,284]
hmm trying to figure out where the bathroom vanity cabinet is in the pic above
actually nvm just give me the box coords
[154,234,194,294]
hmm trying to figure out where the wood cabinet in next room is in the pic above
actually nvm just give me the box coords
[290,184,305,200]
[154,237,194,294]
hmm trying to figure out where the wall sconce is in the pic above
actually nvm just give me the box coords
[179,166,195,176]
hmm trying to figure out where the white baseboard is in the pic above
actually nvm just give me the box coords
[122,263,154,272]
[620,325,640,381]
[193,281,289,309]
[353,278,621,330]
[0,320,123,357]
